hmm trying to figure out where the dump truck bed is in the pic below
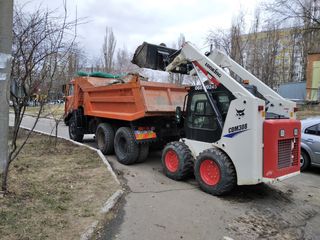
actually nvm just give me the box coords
[74,74,188,121]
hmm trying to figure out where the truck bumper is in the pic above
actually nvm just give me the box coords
[261,171,300,184]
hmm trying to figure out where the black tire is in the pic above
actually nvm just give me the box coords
[300,150,310,172]
[69,114,84,142]
[114,127,139,165]
[96,123,115,155]
[194,148,236,196]
[161,141,194,180]
[136,144,149,163]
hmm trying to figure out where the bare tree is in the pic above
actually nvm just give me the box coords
[116,47,128,74]
[66,44,87,80]
[244,8,262,76]
[114,46,140,74]
[207,11,247,65]
[230,12,247,67]
[264,0,320,80]
[207,12,247,81]
[264,0,320,29]
[206,29,232,55]
[102,27,116,73]
[90,57,104,72]
[2,3,78,193]
[205,1,317,88]
[260,24,281,87]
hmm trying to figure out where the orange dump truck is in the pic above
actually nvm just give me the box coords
[64,73,187,164]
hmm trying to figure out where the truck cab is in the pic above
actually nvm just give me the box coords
[64,81,75,126]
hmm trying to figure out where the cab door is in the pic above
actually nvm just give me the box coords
[65,83,74,116]
[185,92,221,143]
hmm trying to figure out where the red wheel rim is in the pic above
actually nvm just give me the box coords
[199,159,220,186]
[165,150,179,172]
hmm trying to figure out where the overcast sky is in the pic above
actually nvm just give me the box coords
[17,0,261,63]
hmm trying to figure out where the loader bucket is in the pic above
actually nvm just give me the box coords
[132,42,178,71]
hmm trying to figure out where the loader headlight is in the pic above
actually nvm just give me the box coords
[294,128,298,136]
[280,129,285,137]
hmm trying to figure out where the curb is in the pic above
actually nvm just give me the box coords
[81,189,124,240]
[19,126,124,239]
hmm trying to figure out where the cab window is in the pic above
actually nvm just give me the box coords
[214,93,231,119]
[187,93,217,130]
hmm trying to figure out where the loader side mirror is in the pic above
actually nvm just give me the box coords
[176,106,182,124]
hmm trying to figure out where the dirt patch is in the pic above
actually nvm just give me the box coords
[225,183,320,240]
[0,130,120,240]
[228,201,318,239]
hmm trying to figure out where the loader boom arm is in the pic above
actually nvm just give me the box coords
[166,42,296,118]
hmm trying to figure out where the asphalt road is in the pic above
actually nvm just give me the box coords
[13,115,320,240]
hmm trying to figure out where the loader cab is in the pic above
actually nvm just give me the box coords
[184,84,235,143]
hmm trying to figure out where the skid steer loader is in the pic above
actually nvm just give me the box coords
[132,42,301,195]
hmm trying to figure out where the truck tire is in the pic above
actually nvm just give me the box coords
[114,127,139,165]
[194,148,236,196]
[161,141,194,180]
[96,123,115,155]
[69,114,84,142]
[136,144,149,163]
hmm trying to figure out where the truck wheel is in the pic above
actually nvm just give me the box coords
[114,127,139,165]
[69,115,84,142]
[96,123,115,155]
[161,141,194,180]
[136,144,149,163]
[194,148,236,196]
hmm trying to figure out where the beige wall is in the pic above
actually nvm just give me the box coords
[306,53,320,101]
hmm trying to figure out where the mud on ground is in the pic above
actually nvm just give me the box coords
[225,172,320,240]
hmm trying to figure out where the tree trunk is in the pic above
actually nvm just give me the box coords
[1,153,11,193]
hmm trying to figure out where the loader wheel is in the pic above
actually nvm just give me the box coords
[195,148,236,196]
[161,141,194,180]
[136,144,149,163]
[114,127,139,165]
[96,123,115,155]
[69,114,84,142]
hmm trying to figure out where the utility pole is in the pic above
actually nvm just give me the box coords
[0,0,13,173]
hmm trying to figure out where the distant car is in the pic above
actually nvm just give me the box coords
[48,99,64,105]
[300,118,320,171]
